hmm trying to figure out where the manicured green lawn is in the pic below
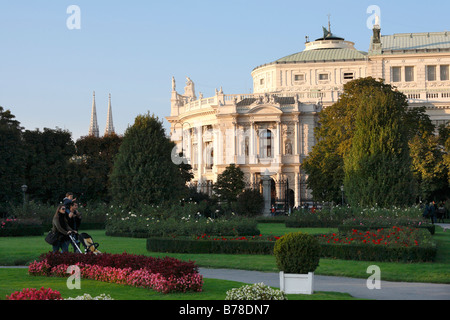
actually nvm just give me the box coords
[1,224,449,285]
[0,268,358,300]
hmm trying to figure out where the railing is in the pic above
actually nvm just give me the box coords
[180,88,450,111]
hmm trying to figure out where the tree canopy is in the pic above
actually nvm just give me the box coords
[109,113,189,209]
[0,107,26,206]
[213,164,245,204]
[303,77,448,207]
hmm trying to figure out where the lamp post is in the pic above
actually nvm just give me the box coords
[340,185,344,206]
[21,185,28,211]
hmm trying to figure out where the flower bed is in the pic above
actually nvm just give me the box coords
[29,252,203,294]
[147,227,436,262]
[147,234,280,255]
[317,226,437,262]
[339,217,435,234]
[6,287,63,300]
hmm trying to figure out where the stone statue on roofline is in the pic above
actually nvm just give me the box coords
[184,76,196,100]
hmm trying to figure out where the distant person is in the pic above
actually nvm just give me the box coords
[422,203,430,219]
[51,204,77,253]
[429,202,437,224]
[437,202,446,223]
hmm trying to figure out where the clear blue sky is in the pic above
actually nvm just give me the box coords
[0,0,449,141]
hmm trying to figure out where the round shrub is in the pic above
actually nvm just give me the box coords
[273,232,321,274]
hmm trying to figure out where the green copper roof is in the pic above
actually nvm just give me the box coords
[379,31,450,53]
[275,48,368,63]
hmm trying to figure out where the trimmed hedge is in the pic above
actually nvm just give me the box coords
[0,219,44,237]
[319,242,436,262]
[146,237,276,255]
[146,232,437,263]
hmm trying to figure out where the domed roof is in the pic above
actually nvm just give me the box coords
[252,27,367,71]
[274,48,367,64]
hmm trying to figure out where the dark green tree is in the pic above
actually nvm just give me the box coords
[303,77,435,206]
[409,118,449,202]
[343,78,415,207]
[0,107,26,208]
[75,134,123,203]
[109,113,188,209]
[236,189,264,217]
[302,78,361,203]
[439,123,450,185]
[213,164,245,204]
[23,128,76,204]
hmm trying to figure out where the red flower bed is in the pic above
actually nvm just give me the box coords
[39,252,198,278]
[6,287,63,300]
[30,252,203,294]
[319,226,428,247]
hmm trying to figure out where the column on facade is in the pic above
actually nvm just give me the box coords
[294,119,299,156]
[295,172,301,207]
[275,121,281,161]
[213,125,219,170]
[276,172,282,204]
[250,121,256,163]
[197,125,203,190]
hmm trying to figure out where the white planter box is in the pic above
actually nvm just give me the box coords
[279,271,314,295]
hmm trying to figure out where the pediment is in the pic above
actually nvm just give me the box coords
[247,105,283,115]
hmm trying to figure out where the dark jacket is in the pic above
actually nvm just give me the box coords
[67,211,82,231]
[52,212,75,242]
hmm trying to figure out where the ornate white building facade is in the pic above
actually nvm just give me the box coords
[167,22,450,209]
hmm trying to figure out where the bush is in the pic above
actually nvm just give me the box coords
[225,283,287,300]
[106,212,260,238]
[0,218,43,237]
[273,232,320,274]
[236,189,264,217]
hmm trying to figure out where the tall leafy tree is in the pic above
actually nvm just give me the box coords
[109,113,188,209]
[75,134,123,203]
[0,107,26,207]
[439,123,450,185]
[23,128,76,204]
[213,164,245,204]
[407,117,449,202]
[302,78,363,203]
[343,80,415,207]
[303,77,431,207]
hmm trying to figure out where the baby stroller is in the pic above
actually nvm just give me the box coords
[69,232,101,255]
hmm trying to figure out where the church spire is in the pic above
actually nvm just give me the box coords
[88,91,99,138]
[104,93,115,136]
